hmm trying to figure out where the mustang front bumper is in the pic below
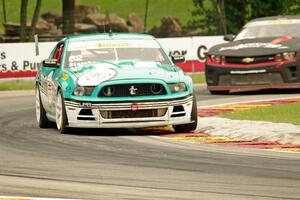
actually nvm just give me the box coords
[64,95,194,128]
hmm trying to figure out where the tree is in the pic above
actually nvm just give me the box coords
[187,0,300,35]
[20,0,28,42]
[20,0,42,42]
[62,0,75,35]
[186,0,227,35]
[28,0,42,41]
[216,0,226,34]
[144,0,149,32]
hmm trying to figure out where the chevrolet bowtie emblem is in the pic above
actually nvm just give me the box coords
[242,57,255,63]
[129,85,138,96]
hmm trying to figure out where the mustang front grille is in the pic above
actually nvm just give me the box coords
[98,84,167,97]
[100,108,167,119]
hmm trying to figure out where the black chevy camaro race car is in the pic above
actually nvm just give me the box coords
[205,16,300,94]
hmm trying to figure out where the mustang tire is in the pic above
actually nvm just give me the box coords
[56,90,68,133]
[173,95,198,133]
[35,86,52,128]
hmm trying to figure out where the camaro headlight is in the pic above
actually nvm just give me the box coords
[210,55,225,63]
[169,82,186,92]
[275,51,296,61]
[73,86,94,96]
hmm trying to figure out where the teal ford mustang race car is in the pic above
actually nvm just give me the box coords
[35,33,197,133]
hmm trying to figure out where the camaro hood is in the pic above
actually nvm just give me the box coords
[70,61,180,86]
[209,36,300,57]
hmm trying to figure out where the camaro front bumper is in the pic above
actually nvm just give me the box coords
[205,60,300,91]
[64,95,194,128]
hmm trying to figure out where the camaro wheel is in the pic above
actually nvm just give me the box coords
[56,90,68,133]
[35,86,51,128]
[173,95,198,133]
[209,90,229,95]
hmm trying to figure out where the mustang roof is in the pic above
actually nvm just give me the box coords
[64,33,155,43]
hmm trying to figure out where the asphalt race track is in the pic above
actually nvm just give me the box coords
[1,86,300,200]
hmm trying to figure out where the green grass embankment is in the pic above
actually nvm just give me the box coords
[0,0,194,34]
[0,80,35,91]
[222,103,300,125]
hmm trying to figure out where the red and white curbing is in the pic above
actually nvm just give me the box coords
[160,97,300,152]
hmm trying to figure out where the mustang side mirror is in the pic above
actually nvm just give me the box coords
[42,59,60,68]
[223,34,235,41]
[171,55,185,63]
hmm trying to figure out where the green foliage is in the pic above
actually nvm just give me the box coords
[282,0,300,14]
[188,0,300,35]
[187,0,219,35]
[0,0,194,34]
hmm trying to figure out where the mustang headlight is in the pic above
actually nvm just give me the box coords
[74,86,85,96]
[275,51,296,61]
[73,86,94,96]
[169,82,186,92]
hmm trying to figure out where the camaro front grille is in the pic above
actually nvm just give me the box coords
[98,84,167,97]
[225,55,275,64]
[100,108,168,119]
[219,73,284,86]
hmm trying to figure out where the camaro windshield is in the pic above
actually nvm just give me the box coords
[65,39,171,68]
[235,19,300,40]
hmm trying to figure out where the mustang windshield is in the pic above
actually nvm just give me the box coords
[65,39,171,67]
[235,19,300,40]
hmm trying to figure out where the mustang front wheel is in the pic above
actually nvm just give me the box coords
[173,95,198,133]
[35,86,52,128]
[56,91,68,133]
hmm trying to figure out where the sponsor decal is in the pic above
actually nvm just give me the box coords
[78,68,117,86]
[62,74,69,81]
[219,43,288,51]
[150,68,170,75]
[271,35,293,44]
[131,103,139,111]
[81,102,92,108]
[230,69,266,74]
[68,40,160,51]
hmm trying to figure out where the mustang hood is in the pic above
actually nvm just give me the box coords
[209,36,300,57]
[71,61,179,86]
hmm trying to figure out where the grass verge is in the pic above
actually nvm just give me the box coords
[190,73,206,84]
[222,103,300,125]
[0,80,35,91]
